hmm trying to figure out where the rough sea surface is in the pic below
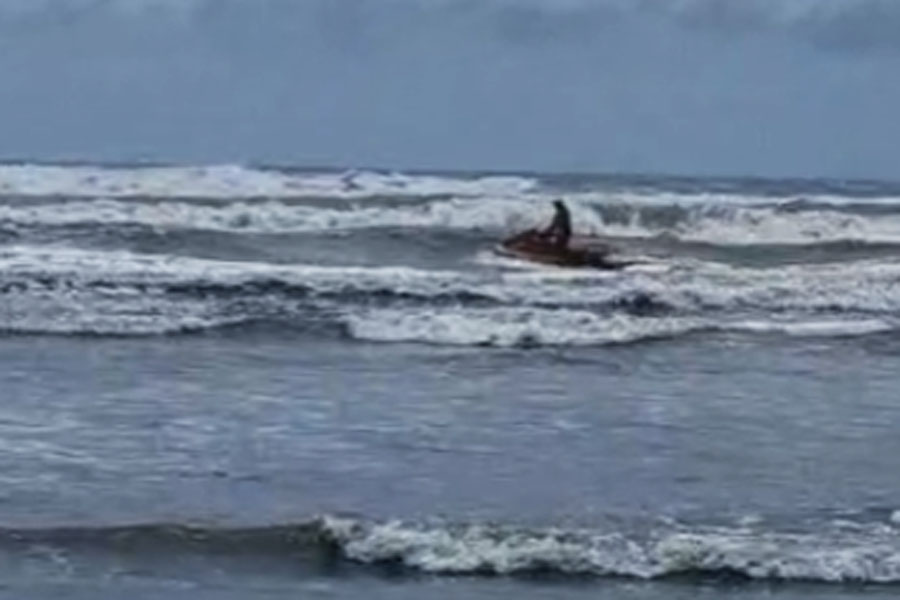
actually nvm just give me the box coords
[2,162,900,599]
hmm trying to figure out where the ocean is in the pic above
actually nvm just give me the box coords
[2,162,900,599]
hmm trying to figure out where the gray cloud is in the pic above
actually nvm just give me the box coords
[1,0,899,53]
[0,0,897,178]
[643,0,900,52]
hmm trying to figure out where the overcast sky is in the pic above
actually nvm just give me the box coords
[0,0,898,179]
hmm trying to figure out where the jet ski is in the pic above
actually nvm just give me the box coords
[496,229,628,270]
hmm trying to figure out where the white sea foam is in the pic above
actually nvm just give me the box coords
[0,197,552,234]
[605,205,900,246]
[5,194,900,247]
[727,318,893,337]
[9,163,898,208]
[2,244,899,315]
[1,246,900,337]
[0,290,250,335]
[0,165,536,199]
[345,308,892,347]
[344,309,702,347]
[321,516,900,582]
[660,259,900,313]
[0,245,483,299]
[563,189,900,208]
[322,516,656,578]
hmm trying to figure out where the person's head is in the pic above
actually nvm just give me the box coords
[553,199,565,210]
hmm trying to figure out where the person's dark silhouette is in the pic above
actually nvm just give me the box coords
[540,200,572,249]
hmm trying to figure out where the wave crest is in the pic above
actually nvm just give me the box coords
[2,247,900,339]
[0,164,536,199]
[346,308,893,347]
[8,194,900,247]
[321,516,900,582]
[6,515,900,584]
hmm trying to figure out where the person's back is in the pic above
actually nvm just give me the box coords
[543,200,571,249]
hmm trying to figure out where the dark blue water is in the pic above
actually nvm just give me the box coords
[2,163,900,598]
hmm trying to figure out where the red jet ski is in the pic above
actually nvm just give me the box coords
[497,229,627,270]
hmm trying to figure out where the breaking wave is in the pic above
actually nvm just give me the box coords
[0,197,546,235]
[7,195,900,247]
[597,204,900,246]
[322,516,900,582]
[0,164,536,199]
[1,246,899,340]
[8,514,900,584]
[345,308,893,347]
